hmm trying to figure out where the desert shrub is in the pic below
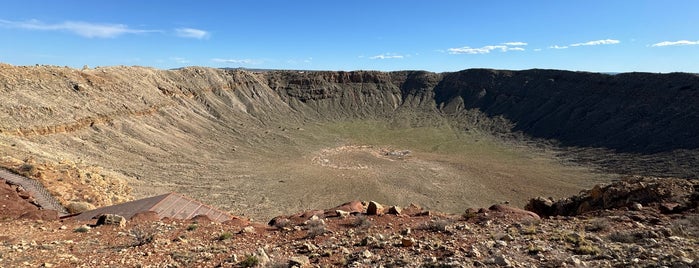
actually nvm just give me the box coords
[353,215,372,229]
[585,218,610,232]
[306,219,327,238]
[670,215,699,238]
[130,227,155,246]
[74,225,90,233]
[608,231,643,244]
[239,255,259,267]
[218,231,233,241]
[573,244,601,255]
[186,224,199,231]
[170,251,195,265]
[462,210,478,220]
[18,163,38,177]
[520,225,538,235]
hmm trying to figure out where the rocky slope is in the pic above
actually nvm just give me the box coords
[0,177,696,267]
[1,64,698,220]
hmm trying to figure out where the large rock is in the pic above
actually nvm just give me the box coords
[526,176,698,217]
[488,204,540,221]
[367,201,384,215]
[96,214,126,227]
[66,202,96,214]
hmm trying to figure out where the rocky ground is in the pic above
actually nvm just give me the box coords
[0,177,696,267]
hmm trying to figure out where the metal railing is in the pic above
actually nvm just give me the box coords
[0,168,69,216]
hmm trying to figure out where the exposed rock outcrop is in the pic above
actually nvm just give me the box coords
[526,176,698,217]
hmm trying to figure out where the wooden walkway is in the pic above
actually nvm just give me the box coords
[0,168,69,216]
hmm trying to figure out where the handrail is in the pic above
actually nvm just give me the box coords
[0,168,69,216]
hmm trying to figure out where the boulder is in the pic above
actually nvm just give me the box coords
[526,177,698,217]
[367,201,384,215]
[66,202,96,214]
[96,214,126,227]
[489,204,541,221]
[387,206,402,215]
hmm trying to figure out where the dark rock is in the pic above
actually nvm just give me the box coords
[96,214,126,227]
[526,177,698,217]
[367,201,384,215]
[387,206,402,215]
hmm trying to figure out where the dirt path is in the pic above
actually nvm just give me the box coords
[0,168,68,216]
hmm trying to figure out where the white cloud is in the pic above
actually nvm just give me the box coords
[549,45,568,49]
[570,39,620,47]
[369,53,405,59]
[448,44,525,54]
[651,40,699,47]
[0,19,155,38]
[171,57,190,64]
[502,41,528,46]
[175,28,209,39]
[211,58,262,65]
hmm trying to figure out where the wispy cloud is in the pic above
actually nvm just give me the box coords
[502,41,528,46]
[570,39,620,47]
[651,40,699,47]
[548,39,620,50]
[0,19,156,38]
[369,53,405,59]
[211,58,263,65]
[549,45,569,49]
[447,42,527,55]
[175,28,209,39]
[171,57,190,64]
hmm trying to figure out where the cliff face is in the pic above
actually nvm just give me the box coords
[2,65,697,154]
[434,69,699,153]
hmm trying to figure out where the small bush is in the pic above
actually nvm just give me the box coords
[74,225,90,233]
[239,254,259,267]
[306,219,327,238]
[462,210,478,220]
[520,225,538,235]
[353,215,372,229]
[18,163,38,177]
[574,244,601,255]
[670,215,699,238]
[130,227,155,247]
[608,231,643,244]
[585,218,610,232]
[218,231,234,241]
[186,224,199,231]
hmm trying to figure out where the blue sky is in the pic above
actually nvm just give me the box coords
[1,0,698,72]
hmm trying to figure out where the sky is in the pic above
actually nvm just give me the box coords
[1,0,698,73]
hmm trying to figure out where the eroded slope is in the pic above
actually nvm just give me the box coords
[0,64,696,219]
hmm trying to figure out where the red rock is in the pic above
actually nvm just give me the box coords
[488,204,541,221]
[19,209,59,220]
